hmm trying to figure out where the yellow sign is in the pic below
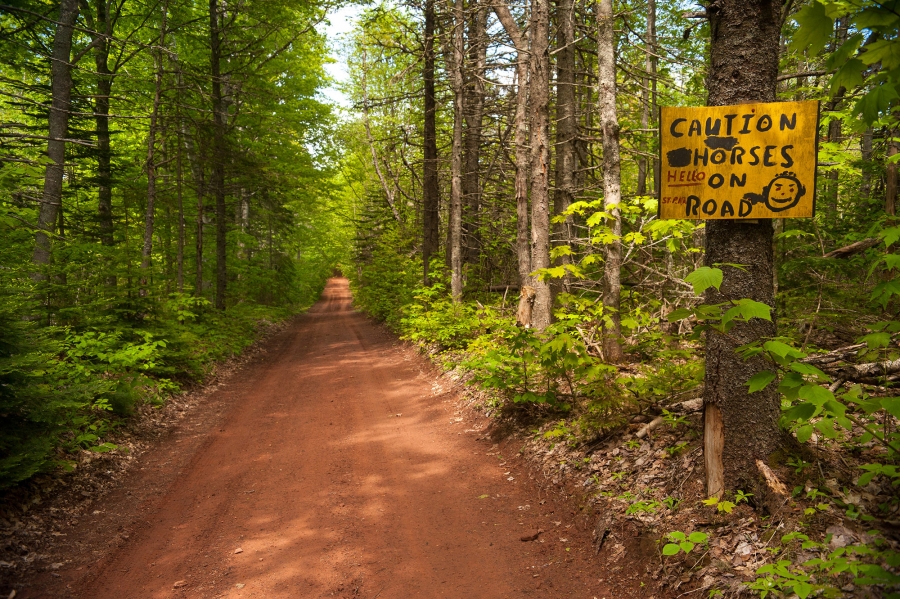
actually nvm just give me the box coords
[658,100,819,220]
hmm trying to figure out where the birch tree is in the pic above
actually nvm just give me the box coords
[597,0,624,362]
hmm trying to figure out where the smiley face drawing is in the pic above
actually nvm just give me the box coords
[765,172,806,212]
[740,171,807,215]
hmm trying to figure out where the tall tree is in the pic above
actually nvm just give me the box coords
[887,131,898,216]
[637,0,657,195]
[597,0,624,363]
[703,0,785,498]
[32,0,80,273]
[492,2,532,323]
[422,0,440,284]
[447,0,467,300]
[553,0,576,247]
[463,0,487,266]
[141,3,169,293]
[209,0,228,310]
[89,0,115,248]
[529,0,552,330]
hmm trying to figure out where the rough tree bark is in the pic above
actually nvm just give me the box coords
[209,0,227,310]
[176,127,185,292]
[141,6,168,294]
[92,0,114,248]
[32,0,79,273]
[447,0,466,301]
[703,0,785,498]
[423,0,440,285]
[552,0,576,293]
[463,0,487,266]
[597,0,624,363]
[637,0,657,195]
[492,1,532,322]
[528,0,553,330]
[887,131,898,216]
[860,127,873,200]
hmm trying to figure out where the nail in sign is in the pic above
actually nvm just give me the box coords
[658,100,819,220]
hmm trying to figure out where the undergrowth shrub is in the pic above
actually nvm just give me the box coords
[0,291,298,491]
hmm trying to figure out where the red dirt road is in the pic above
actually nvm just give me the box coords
[26,279,609,598]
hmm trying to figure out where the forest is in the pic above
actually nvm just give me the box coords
[1,0,899,595]
[0,0,350,485]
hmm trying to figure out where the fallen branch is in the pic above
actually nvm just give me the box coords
[636,416,663,439]
[802,343,867,366]
[835,358,900,381]
[822,237,880,259]
[669,398,703,413]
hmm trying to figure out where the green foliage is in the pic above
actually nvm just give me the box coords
[662,530,709,556]
[466,320,618,411]
[749,532,900,599]
[626,499,661,515]
[792,0,900,126]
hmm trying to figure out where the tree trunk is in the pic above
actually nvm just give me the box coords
[463,1,487,267]
[824,93,844,211]
[703,0,784,499]
[448,0,466,301]
[637,0,657,195]
[32,0,79,273]
[529,0,552,330]
[184,129,206,297]
[209,0,227,310]
[141,7,167,294]
[422,0,440,285]
[860,127,873,200]
[824,18,848,212]
[552,0,576,293]
[176,127,185,292]
[649,0,659,194]
[93,0,114,248]
[597,0,624,363]
[492,2,532,312]
[887,131,898,216]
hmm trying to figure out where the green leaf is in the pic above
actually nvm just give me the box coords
[796,424,815,443]
[679,541,695,553]
[733,299,772,321]
[859,332,891,349]
[880,226,900,248]
[667,308,693,322]
[880,397,900,419]
[881,254,900,270]
[798,384,835,405]
[747,371,777,393]
[859,38,900,70]
[684,267,723,295]
[763,340,806,360]
[826,33,864,69]
[855,84,900,125]
[782,401,818,422]
[830,58,865,94]
[791,1,834,55]
[549,245,574,259]
[687,532,708,543]
[789,362,827,378]
[815,418,839,439]
[662,543,681,556]
[793,581,813,599]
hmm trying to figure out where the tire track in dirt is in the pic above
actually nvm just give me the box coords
[22,278,609,599]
